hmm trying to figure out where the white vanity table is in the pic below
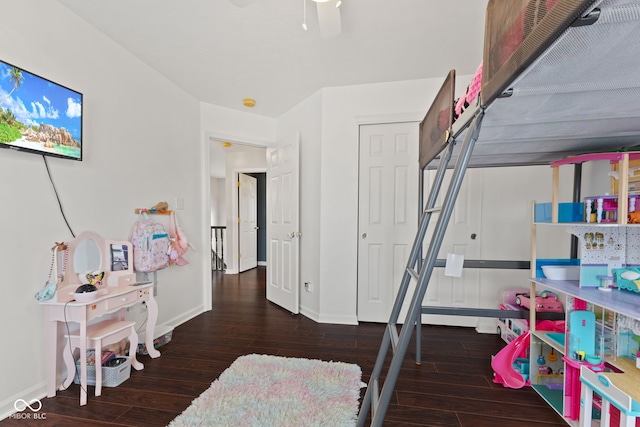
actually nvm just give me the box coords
[40,231,161,402]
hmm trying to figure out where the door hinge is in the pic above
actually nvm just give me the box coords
[237,217,241,223]
[237,181,241,187]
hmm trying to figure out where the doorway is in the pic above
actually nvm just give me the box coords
[209,139,267,274]
[208,135,301,315]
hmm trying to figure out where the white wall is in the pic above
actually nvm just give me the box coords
[210,177,226,226]
[0,1,206,417]
[201,103,276,146]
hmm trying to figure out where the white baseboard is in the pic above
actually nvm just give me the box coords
[1,382,47,421]
[299,305,320,322]
[475,318,499,334]
[318,313,358,325]
[161,305,208,331]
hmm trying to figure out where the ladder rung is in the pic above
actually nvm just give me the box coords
[424,206,441,213]
[387,324,399,353]
[406,268,419,281]
[371,377,379,415]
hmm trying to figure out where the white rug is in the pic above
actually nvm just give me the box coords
[168,354,363,427]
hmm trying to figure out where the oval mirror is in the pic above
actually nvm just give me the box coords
[74,238,102,274]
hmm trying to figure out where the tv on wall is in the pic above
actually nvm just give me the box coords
[0,59,82,161]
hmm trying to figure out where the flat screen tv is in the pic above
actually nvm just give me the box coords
[0,59,82,161]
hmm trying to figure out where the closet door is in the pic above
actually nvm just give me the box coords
[357,122,419,322]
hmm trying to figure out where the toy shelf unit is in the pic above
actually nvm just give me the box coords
[530,216,640,425]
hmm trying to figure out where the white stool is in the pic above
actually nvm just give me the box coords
[62,320,144,405]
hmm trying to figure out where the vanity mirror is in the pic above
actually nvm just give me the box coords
[59,231,136,292]
[73,238,101,276]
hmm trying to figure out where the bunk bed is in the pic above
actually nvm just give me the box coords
[358,0,640,425]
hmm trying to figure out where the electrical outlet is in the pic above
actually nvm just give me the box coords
[175,196,184,210]
[304,281,312,292]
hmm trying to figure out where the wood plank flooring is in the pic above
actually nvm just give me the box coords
[1,267,567,426]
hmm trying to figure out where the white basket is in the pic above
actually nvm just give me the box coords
[74,357,131,387]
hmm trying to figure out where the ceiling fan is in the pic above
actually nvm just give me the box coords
[227,0,342,39]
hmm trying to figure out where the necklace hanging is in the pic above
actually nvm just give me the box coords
[35,242,68,302]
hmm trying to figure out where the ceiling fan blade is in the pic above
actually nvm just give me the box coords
[228,0,257,7]
[316,1,341,39]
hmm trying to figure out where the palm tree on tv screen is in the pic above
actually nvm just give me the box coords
[0,67,24,108]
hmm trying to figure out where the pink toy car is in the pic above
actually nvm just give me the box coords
[515,291,563,313]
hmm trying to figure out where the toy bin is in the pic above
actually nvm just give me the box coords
[137,327,173,355]
[74,356,131,387]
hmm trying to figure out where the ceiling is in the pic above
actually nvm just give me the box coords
[57,0,488,119]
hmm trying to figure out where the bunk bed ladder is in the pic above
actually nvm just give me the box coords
[357,111,484,427]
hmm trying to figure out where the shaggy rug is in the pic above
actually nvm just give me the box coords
[168,354,363,427]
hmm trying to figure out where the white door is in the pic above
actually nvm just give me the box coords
[266,134,300,314]
[238,173,258,272]
[357,122,419,322]
[422,168,482,327]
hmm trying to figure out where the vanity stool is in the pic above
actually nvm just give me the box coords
[62,319,144,405]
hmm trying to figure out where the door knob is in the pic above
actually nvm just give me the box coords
[362,233,367,239]
[471,233,477,240]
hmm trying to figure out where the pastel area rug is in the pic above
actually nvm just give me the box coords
[168,354,364,427]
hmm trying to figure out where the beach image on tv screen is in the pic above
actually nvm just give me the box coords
[0,60,82,160]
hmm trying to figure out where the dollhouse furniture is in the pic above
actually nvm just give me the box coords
[584,196,638,224]
[40,231,160,405]
[580,362,640,427]
[62,320,142,405]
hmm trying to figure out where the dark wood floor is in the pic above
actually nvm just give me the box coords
[2,267,567,426]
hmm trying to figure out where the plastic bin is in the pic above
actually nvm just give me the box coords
[74,356,131,387]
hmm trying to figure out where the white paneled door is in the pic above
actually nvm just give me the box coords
[266,134,300,314]
[238,173,258,272]
[357,122,419,322]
